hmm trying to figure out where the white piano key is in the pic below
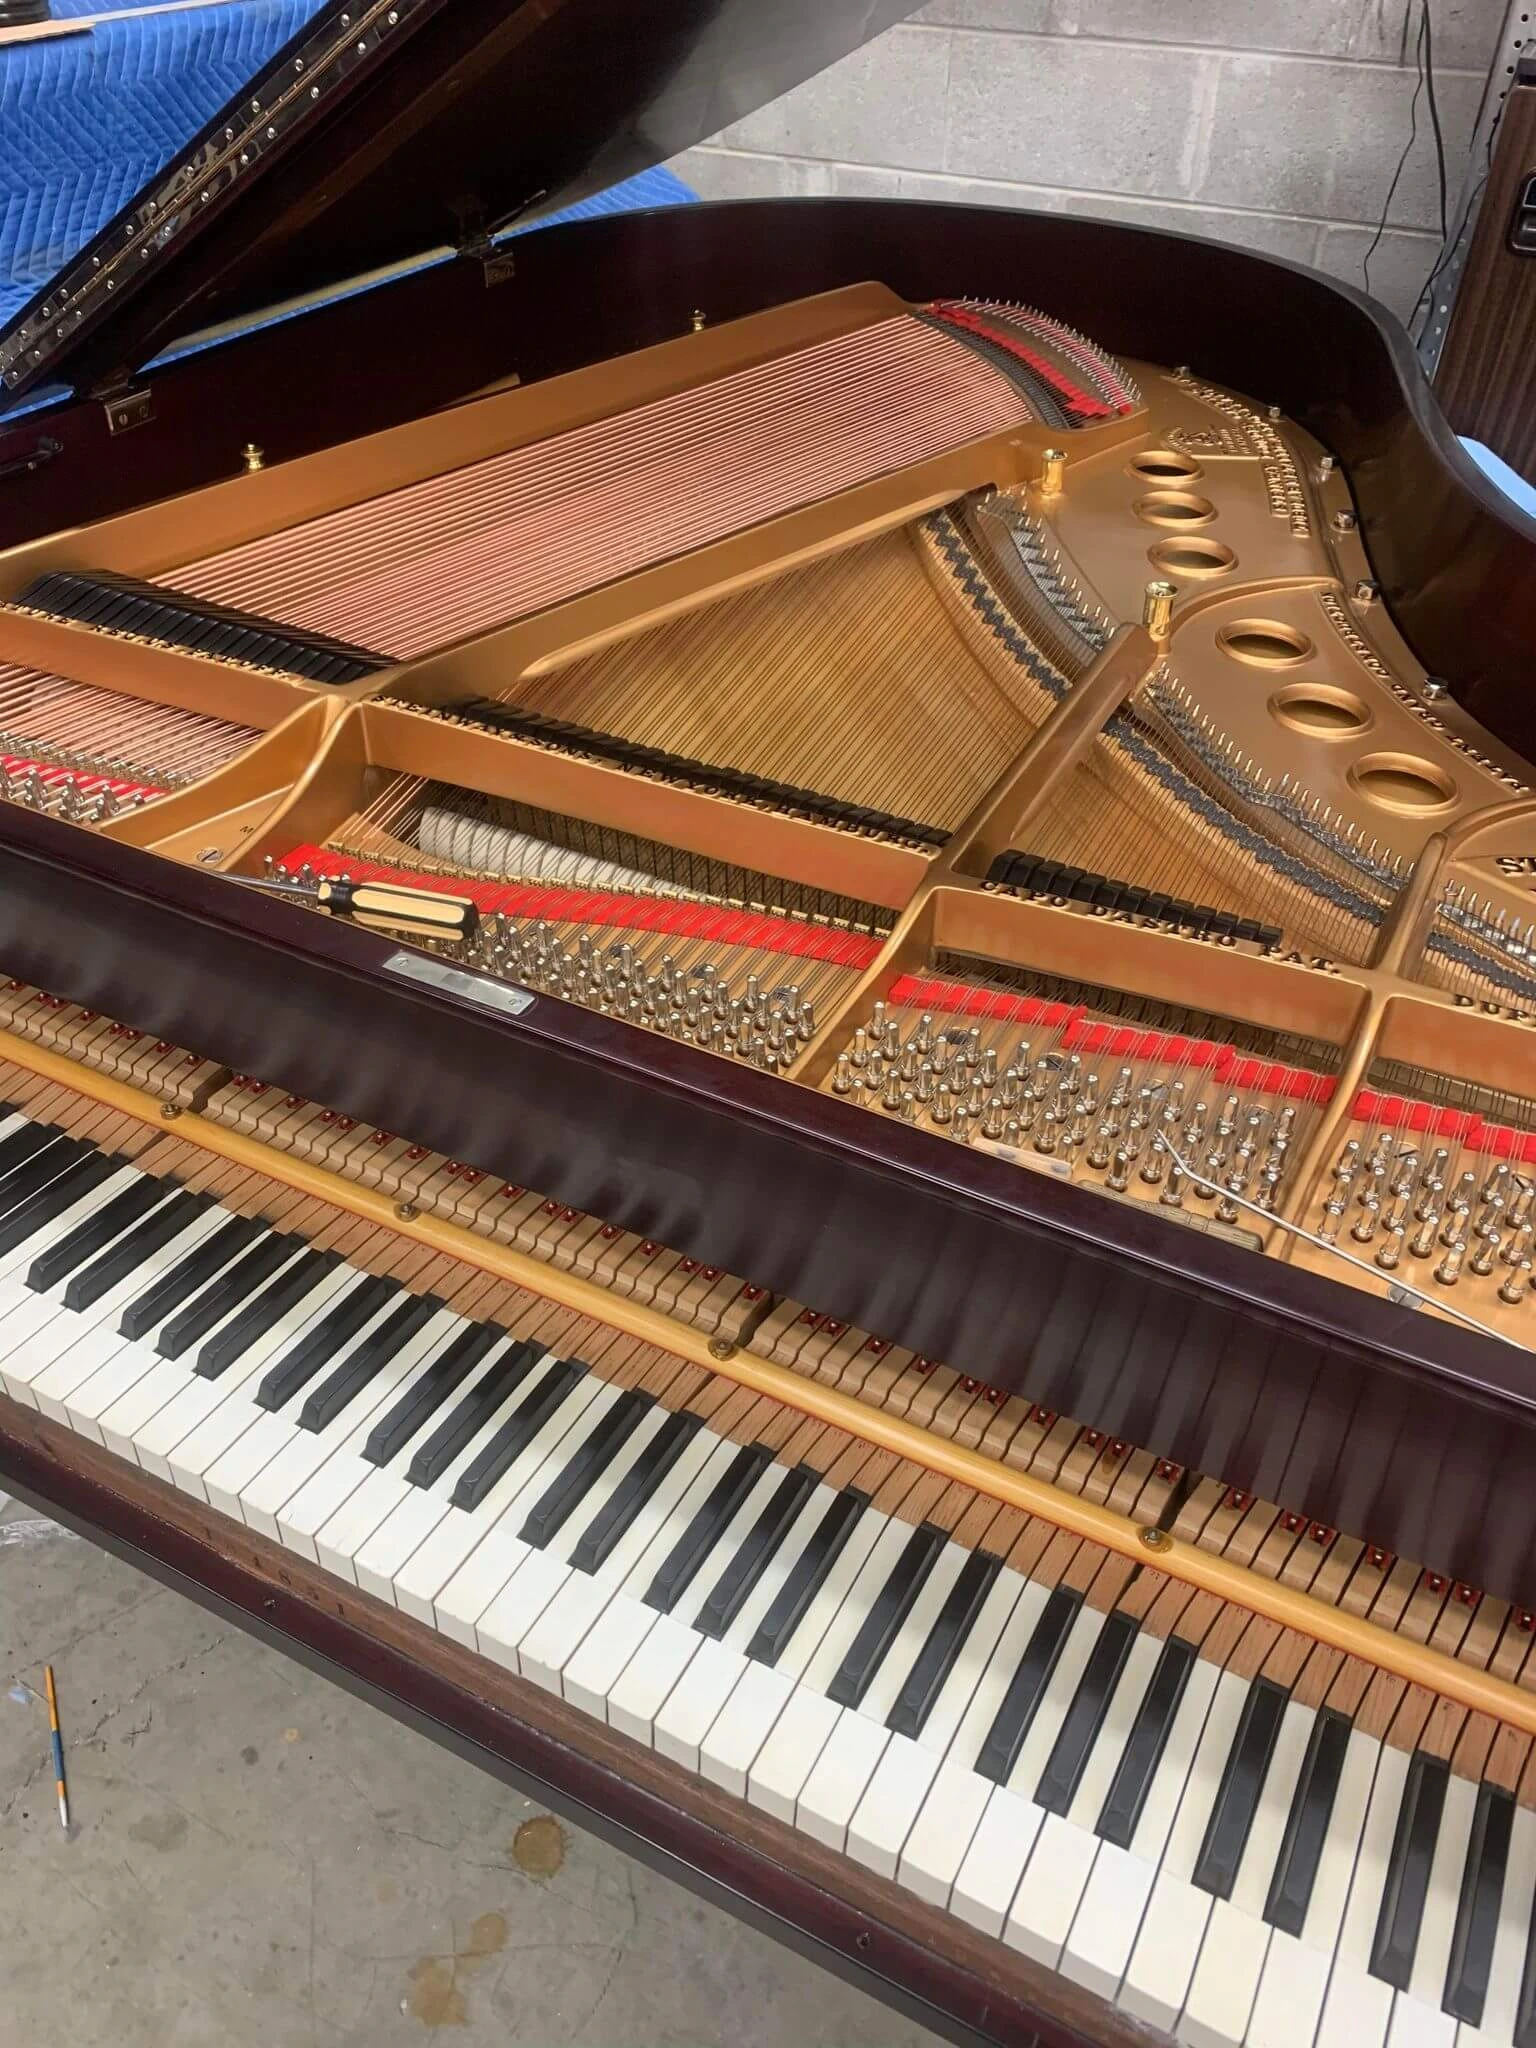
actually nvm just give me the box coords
[1244,1934,1333,2048]
[748,1686,842,1823]
[916,1563,1030,1759]
[606,1614,700,1747]
[898,1757,994,1908]
[1065,1628,1162,1829]
[943,1577,1050,1772]
[1245,1728,1383,2048]
[1313,1742,1411,2048]
[1386,1994,1455,2048]
[796,1710,891,1851]
[1178,1897,1270,2048]
[1004,1601,1106,1801]
[653,1636,748,1771]
[1456,1803,1536,2048]
[1006,1811,1099,1966]
[1177,1697,1317,2046]
[797,1514,915,1695]
[699,1662,796,1800]
[951,1785,1045,1938]
[1403,1772,1478,2017]
[1121,1667,1253,2030]
[848,1733,942,1878]
[855,1540,970,1725]
[1060,1841,1157,2001]
[1006,1626,1165,1970]
[772,1500,887,1684]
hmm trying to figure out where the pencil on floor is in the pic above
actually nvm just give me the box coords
[44,1663,68,1832]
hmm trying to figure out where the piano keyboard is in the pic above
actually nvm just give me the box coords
[1,1073,1534,2048]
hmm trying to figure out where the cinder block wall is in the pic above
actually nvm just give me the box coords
[668,0,1506,322]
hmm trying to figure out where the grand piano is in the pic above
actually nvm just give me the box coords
[3,3,1536,2042]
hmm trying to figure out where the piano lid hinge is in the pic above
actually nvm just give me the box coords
[459,236,517,288]
[89,375,154,435]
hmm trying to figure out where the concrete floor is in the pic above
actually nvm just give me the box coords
[0,1497,943,2047]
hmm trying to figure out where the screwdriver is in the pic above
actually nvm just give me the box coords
[233,872,478,945]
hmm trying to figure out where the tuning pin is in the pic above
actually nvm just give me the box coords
[1107,1147,1131,1193]
[1161,1162,1186,1208]
[1470,1233,1500,1278]
[832,1052,855,1096]
[1375,1220,1405,1270]
[982,1096,1007,1140]
[1500,1259,1532,1306]
[931,1084,953,1126]
[1435,1238,1467,1286]
[850,1026,870,1071]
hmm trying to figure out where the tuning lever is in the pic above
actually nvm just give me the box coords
[235,872,478,944]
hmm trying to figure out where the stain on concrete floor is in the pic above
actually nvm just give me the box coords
[0,1502,943,2047]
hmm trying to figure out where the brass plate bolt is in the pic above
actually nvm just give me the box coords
[396,1201,418,1221]
[1039,447,1066,496]
[1332,508,1357,533]
[197,847,223,864]
[1317,454,1334,478]
[1353,578,1379,606]
[1138,1525,1172,1553]
[242,442,266,473]
[708,1337,737,1361]
[690,308,707,333]
[1143,579,1177,641]
[159,1101,181,1121]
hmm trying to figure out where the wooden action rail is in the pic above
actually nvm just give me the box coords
[1,1019,1534,1741]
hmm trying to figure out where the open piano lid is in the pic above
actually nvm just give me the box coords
[0,0,915,403]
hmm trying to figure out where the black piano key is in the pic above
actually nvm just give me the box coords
[1192,1676,1290,1899]
[404,1338,546,1489]
[363,1321,503,1467]
[195,1246,340,1379]
[1369,1751,1449,1990]
[693,1463,819,1641]
[568,1410,703,1575]
[297,1292,447,1433]
[976,1585,1083,1786]
[644,1443,774,1614]
[449,1356,585,1512]
[64,1188,210,1312]
[746,1488,869,1666]
[1263,1706,1352,1935]
[1443,1781,1515,2025]
[518,1386,654,1548]
[0,1132,87,1217]
[256,1273,398,1410]
[26,1172,170,1293]
[119,1212,263,1341]
[886,1548,1003,1741]
[1034,1610,1141,1816]
[1096,1636,1197,1847]
[0,1122,71,1196]
[826,1522,946,1710]
[0,1148,117,1255]
[159,1232,305,1361]
[0,1120,67,1190]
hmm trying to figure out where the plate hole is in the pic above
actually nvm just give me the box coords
[1348,753,1456,813]
[1134,490,1217,527]
[1269,684,1371,738]
[1148,537,1236,579]
[1217,619,1314,667]
[1130,449,1203,480]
